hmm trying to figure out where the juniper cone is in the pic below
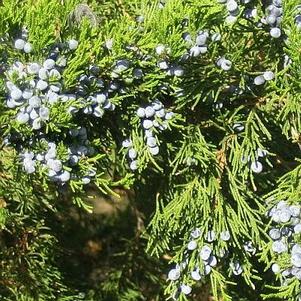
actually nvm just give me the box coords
[0,0,301,300]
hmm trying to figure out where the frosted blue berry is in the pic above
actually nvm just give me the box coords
[16,112,29,123]
[142,119,153,130]
[180,284,192,295]
[272,241,287,253]
[292,253,301,268]
[49,69,61,79]
[279,208,291,223]
[133,68,143,79]
[152,100,163,111]
[149,146,159,156]
[22,89,33,100]
[211,32,221,42]
[158,60,169,70]
[14,39,25,50]
[68,39,79,50]
[95,94,107,104]
[130,160,138,171]
[266,15,276,26]
[292,244,301,255]
[32,118,42,130]
[250,161,263,173]
[23,42,32,53]
[273,0,282,6]
[191,228,201,238]
[220,230,231,241]
[244,241,256,254]
[44,59,55,70]
[145,106,155,118]
[36,80,48,91]
[147,137,157,147]
[196,34,208,46]
[122,139,132,148]
[82,176,91,184]
[128,148,137,160]
[191,269,201,281]
[204,264,212,275]
[200,245,211,260]
[30,109,39,120]
[271,263,280,273]
[173,66,184,77]
[137,108,145,118]
[10,87,23,100]
[165,112,174,120]
[23,159,36,174]
[59,170,71,182]
[168,268,180,281]
[231,261,243,275]
[221,59,232,71]
[263,71,274,81]
[156,108,165,118]
[28,96,41,108]
[206,255,217,267]
[257,148,267,158]
[39,107,50,120]
[270,27,281,38]
[281,269,291,277]
[36,154,44,161]
[115,59,130,72]
[226,1,238,12]
[233,123,244,132]
[290,205,300,217]
[47,159,63,173]
[187,240,197,250]
[94,106,104,118]
[294,224,301,234]
[269,228,281,240]
[155,44,165,55]
[38,68,49,80]
[190,46,201,57]
[69,155,79,166]
[254,75,265,86]
[27,63,40,74]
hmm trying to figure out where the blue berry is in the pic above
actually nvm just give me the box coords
[14,39,25,50]
[270,27,281,38]
[68,39,78,50]
[23,42,32,53]
[168,268,180,281]
[187,240,197,250]
[200,245,211,260]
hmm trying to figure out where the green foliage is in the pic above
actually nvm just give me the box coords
[0,0,301,300]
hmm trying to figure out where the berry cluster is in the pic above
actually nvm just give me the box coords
[3,36,106,184]
[254,71,275,86]
[122,100,174,171]
[21,142,71,182]
[182,30,221,58]
[263,0,283,38]
[155,44,184,77]
[268,201,301,281]
[13,27,33,53]
[167,228,252,297]
[76,67,115,117]
[218,0,253,24]
[20,126,96,184]
[5,40,77,130]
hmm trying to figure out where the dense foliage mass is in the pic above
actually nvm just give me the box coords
[0,0,301,300]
